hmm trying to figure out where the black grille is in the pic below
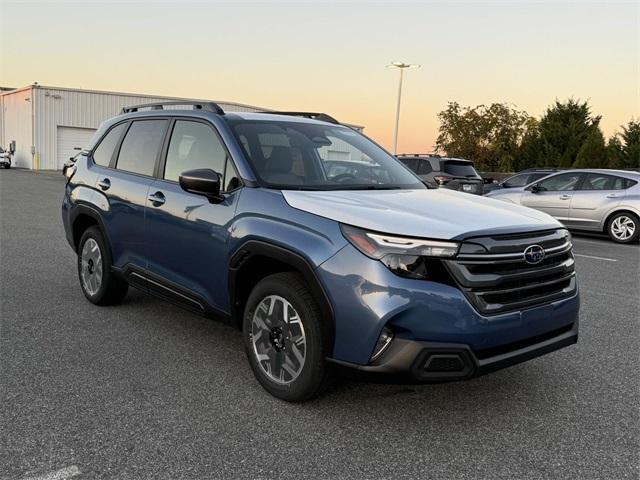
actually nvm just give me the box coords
[424,355,465,372]
[444,229,577,314]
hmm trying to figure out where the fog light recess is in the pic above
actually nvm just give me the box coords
[370,327,394,362]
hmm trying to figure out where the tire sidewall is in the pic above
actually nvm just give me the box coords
[607,212,639,244]
[243,274,326,401]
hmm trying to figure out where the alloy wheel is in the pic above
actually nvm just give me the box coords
[80,238,103,296]
[611,215,636,241]
[251,295,307,385]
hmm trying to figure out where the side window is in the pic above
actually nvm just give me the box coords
[400,158,418,172]
[116,120,167,176]
[529,173,550,183]
[537,173,582,192]
[92,123,126,167]
[164,121,227,182]
[417,160,433,175]
[582,173,631,191]
[503,173,529,187]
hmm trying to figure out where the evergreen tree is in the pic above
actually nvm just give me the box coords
[537,99,601,168]
[606,135,625,169]
[620,120,640,168]
[573,127,607,168]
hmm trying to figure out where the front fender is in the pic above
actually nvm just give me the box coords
[230,188,347,267]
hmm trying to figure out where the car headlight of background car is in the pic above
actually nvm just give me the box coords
[340,224,459,279]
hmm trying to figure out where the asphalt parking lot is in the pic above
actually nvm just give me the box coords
[1,169,638,480]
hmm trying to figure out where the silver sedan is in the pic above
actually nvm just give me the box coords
[486,169,640,243]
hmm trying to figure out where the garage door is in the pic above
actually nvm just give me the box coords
[56,127,96,170]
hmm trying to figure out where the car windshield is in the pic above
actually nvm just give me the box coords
[442,161,478,177]
[228,119,424,190]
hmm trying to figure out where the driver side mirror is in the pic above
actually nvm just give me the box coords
[179,168,223,202]
[530,184,541,193]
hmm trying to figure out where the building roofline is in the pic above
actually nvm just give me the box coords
[0,84,364,129]
[0,84,271,111]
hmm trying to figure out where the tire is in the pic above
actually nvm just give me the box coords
[606,212,639,244]
[3,164,9,169]
[77,226,128,305]
[243,272,331,402]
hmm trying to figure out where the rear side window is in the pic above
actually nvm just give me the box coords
[417,159,433,175]
[582,173,633,191]
[399,158,418,172]
[164,120,227,182]
[116,120,168,176]
[442,161,477,177]
[92,123,126,167]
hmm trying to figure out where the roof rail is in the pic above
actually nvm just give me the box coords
[264,111,340,125]
[121,101,225,115]
[396,153,441,158]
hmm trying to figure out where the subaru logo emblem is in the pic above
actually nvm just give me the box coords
[524,245,545,264]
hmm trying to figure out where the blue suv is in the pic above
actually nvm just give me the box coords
[62,102,579,401]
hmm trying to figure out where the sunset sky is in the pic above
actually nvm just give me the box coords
[1,0,638,153]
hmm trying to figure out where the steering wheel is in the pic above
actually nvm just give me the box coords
[331,173,358,184]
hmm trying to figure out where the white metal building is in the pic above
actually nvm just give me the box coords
[0,84,364,171]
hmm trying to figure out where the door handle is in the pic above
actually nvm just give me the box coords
[605,193,618,198]
[559,194,571,200]
[97,178,111,191]
[148,191,166,206]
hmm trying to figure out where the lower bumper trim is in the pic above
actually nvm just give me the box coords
[328,322,578,383]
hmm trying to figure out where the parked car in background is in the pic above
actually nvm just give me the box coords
[62,103,579,401]
[0,147,12,169]
[396,154,484,195]
[483,168,565,193]
[486,169,640,243]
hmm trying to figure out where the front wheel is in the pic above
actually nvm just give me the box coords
[2,163,9,169]
[607,212,639,244]
[243,272,331,402]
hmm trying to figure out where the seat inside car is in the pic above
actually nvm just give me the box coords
[264,146,303,185]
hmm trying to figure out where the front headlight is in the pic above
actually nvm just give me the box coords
[340,224,460,279]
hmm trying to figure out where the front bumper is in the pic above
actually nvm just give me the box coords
[317,243,580,372]
[330,320,578,383]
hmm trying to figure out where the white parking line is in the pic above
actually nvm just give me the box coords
[574,253,618,262]
[21,466,81,480]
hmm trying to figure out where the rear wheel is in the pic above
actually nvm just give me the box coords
[243,272,330,402]
[77,226,128,305]
[606,212,639,244]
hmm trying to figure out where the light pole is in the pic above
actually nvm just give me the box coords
[387,62,420,154]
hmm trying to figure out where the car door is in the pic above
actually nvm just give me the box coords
[93,119,168,271]
[569,173,625,231]
[144,119,242,313]
[521,172,583,223]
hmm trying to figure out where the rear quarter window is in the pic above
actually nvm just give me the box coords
[92,123,126,167]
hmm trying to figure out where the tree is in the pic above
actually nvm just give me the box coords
[537,99,601,168]
[435,102,533,172]
[573,127,607,168]
[620,120,640,168]
[516,119,542,171]
[606,135,625,169]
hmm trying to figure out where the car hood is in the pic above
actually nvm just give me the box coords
[282,188,561,240]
